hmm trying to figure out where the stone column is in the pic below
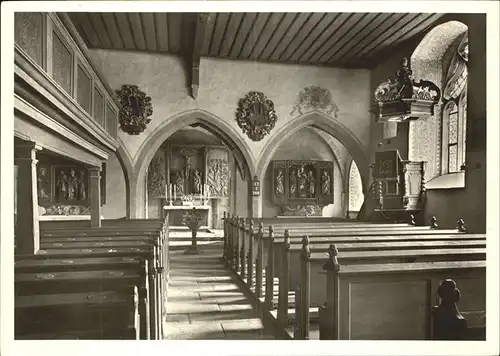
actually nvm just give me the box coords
[88,166,102,227]
[15,142,41,254]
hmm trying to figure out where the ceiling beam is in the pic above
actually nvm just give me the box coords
[191,13,210,99]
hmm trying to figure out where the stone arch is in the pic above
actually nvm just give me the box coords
[409,21,468,180]
[256,111,369,194]
[114,138,134,218]
[131,109,256,218]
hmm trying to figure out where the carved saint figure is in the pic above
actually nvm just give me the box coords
[307,170,316,197]
[289,169,297,197]
[57,170,68,200]
[396,57,413,98]
[297,167,307,198]
[275,169,284,196]
[78,171,86,200]
[176,171,185,195]
[321,171,331,195]
[193,169,202,195]
[37,168,49,199]
[67,169,78,200]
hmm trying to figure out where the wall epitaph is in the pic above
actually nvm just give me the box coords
[290,86,339,118]
[236,91,277,141]
[115,84,153,135]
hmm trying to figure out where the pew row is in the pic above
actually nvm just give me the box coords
[15,218,170,340]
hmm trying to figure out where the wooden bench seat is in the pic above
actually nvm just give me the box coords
[316,260,486,340]
[41,235,157,243]
[15,287,140,340]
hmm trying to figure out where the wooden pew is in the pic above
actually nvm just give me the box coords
[315,251,486,340]
[18,245,162,339]
[16,286,140,340]
[15,259,151,339]
[16,218,169,340]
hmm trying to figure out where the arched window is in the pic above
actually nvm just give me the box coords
[348,160,363,213]
[442,33,468,174]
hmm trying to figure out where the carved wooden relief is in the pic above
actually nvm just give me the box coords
[115,84,153,135]
[52,30,73,95]
[236,91,277,141]
[271,160,334,208]
[290,86,339,118]
[52,166,88,204]
[14,12,44,68]
[147,154,166,198]
[280,204,324,217]
[206,147,229,198]
[41,205,91,216]
[207,159,229,197]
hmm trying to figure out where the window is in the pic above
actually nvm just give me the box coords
[442,33,468,174]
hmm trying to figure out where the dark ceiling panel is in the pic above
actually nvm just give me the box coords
[155,13,169,51]
[336,13,411,65]
[269,13,312,61]
[89,14,113,49]
[71,13,101,48]
[249,12,285,60]
[360,13,445,67]
[66,12,446,68]
[239,12,271,59]
[259,13,298,60]
[113,13,136,50]
[278,12,326,62]
[141,13,158,52]
[329,12,392,63]
[167,13,182,53]
[201,13,216,55]
[229,12,258,58]
[219,13,245,58]
[309,13,365,63]
[209,12,230,56]
[299,13,351,62]
[100,13,124,49]
[319,13,379,63]
[355,13,432,60]
[127,13,147,51]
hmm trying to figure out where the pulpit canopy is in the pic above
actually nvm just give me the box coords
[372,57,441,123]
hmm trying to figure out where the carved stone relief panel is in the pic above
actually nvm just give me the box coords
[14,12,44,67]
[290,86,339,118]
[409,110,441,182]
[147,153,166,198]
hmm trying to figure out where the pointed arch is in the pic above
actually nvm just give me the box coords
[114,138,133,218]
[130,109,256,218]
[256,111,369,194]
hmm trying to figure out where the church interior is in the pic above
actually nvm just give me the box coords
[5,7,496,346]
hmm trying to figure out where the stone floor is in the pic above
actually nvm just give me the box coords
[164,240,275,340]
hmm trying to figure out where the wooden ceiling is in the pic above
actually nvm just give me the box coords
[66,12,445,68]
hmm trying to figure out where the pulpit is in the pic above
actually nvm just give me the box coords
[371,150,426,219]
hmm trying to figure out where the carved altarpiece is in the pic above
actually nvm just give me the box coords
[36,163,101,216]
[271,160,334,216]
